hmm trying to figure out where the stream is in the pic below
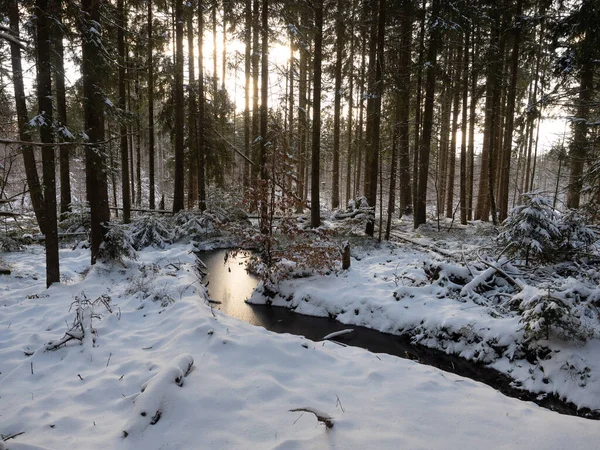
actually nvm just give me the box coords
[195,249,599,420]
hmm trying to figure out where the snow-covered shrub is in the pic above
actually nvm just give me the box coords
[556,209,597,257]
[497,193,562,265]
[98,223,137,262]
[0,233,22,252]
[130,215,173,250]
[172,210,221,242]
[498,193,598,265]
[519,292,589,342]
[59,201,91,233]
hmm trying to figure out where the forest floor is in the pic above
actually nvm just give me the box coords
[1,219,600,449]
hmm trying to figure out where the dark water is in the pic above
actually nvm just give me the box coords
[195,249,599,420]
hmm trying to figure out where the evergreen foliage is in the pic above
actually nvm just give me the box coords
[130,215,173,250]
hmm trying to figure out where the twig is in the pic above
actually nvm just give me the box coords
[476,254,524,291]
[1,431,25,441]
[289,407,334,428]
[106,352,112,367]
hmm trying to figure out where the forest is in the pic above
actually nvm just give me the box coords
[1,0,600,448]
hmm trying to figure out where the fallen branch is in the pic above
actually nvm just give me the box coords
[322,329,354,341]
[289,407,334,428]
[476,255,524,291]
[390,232,460,260]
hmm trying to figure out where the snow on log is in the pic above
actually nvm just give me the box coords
[289,407,334,428]
[322,329,354,341]
[123,354,194,437]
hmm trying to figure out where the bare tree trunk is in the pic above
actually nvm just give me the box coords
[415,0,441,228]
[498,0,522,221]
[331,0,344,209]
[354,30,366,198]
[118,0,131,222]
[311,0,323,228]
[36,0,59,285]
[345,0,356,207]
[364,0,385,237]
[412,0,426,220]
[82,0,110,264]
[173,0,185,212]
[198,0,207,210]
[567,61,593,208]
[446,38,463,218]
[260,0,269,233]
[8,0,46,233]
[51,0,71,218]
[296,34,308,213]
[459,29,469,225]
[250,0,260,194]
[148,0,156,210]
[187,8,199,208]
[397,0,412,216]
[243,0,251,192]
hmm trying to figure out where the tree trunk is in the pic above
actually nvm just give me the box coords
[36,0,60,286]
[260,0,269,233]
[459,29,469,225]
[364,0,385,237]
[498,0,522,221]
[51,0,71,219]
[118,0,131,223]
[250,0,260,193]
[198,0,207,210]
[243,0,251,192]
[296,22,308,213]
[82,0,110,264]
[412,0,426,221]
[397,0,412,216]
[446,38,463,218]
[567,61,594,208]
[311,0,323,228]
[8,0,46,234]
[414,0,441,228]
[148,0,156,210]
[331,0,344,209]
[173,0,185,212]
[345,0,356,207]
[187,9,199,208]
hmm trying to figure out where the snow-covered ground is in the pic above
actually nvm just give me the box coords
[1,243,600,450]
[249,221,600,414]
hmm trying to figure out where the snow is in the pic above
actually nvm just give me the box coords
[249,226,600,413]
[1,243,600,449]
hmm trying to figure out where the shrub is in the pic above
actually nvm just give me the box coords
[497,192,597,265]
[59,202,91,233]
[98,223,137,262]
[130,215,173,250]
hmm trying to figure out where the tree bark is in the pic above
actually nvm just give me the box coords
[331,0,344,209]
[397,0,412,216]
[118,0,131,223]
[260,0,269,233]
[173,0,185,212]
[82,0,110,264]
[187,8,199,208]
[36,0,60,286]
[51,0,72,219]
[311,0,323,228]
[7,0,46,234]
[198,0,207,210]
[148,0,156,210]
[414,0,441,228]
